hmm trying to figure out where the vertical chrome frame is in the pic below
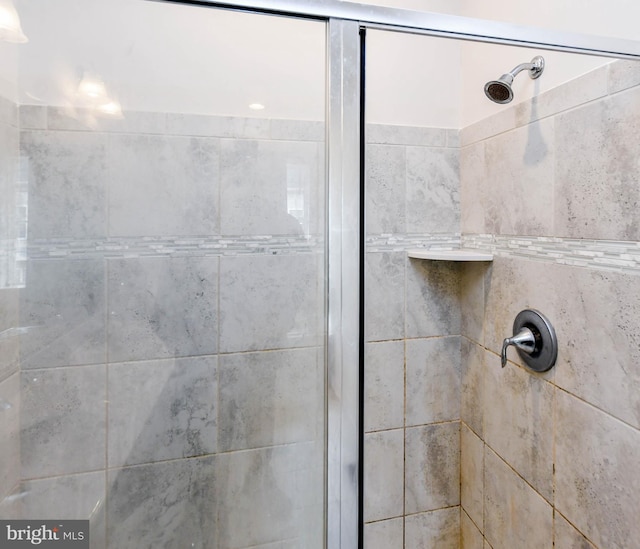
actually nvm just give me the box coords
[326,18,361,549]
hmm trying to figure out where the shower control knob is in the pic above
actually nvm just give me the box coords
[501,309,558,372]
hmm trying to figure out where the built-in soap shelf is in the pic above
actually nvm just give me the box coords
[407,249,494,261]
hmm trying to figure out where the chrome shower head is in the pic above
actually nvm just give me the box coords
[484,55,545,104]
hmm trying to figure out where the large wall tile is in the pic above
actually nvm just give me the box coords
[364,341,405,432]
[555,389,640,549]
[405,422,460,514]
[460,141,486,234]
[0,373,19,501]
[555,87,640,240]
[21,131,107,239]
[216,443,323,549]
[108,134,219,237]
[460,340,485,437]
[219,139,323,236]
[406,336,460,426]
[552,264,640,430]
[404,507,460,549]
[483,119,555,236]
[406,259,460,339]
[21,365,106,478]
[365,144,406,235]
[460,262,488,344]
[218,348,322,451]
[363,518,403,549]
[107,456,216,549]
[365,252,405,342]
[461,510,483,549]
[484,447,553,549]
[219,254,320,353]
[461,424,483,529]
[0,288,19,382]
[20,259,106,369]
[364,429,404,522]
[108,356,217,467]
[406,146,459,234]
[554,513,597,549]
[484,358,554,502]
[108,256,218,362]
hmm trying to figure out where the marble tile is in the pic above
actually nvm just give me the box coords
[405,422,460,514]
[460,262,488,344]
[19,105,47,130]
[460,107,516,148]
[461,424,483,529]
[365,143,406,235]
[21,131,108,239]
[219,254,320,353]
[461,509,483,549]
[404,507,460,549]
[363,518,403,549]
[608,59,640,95]
[483,118,555,236]
[364,340,405,432]
[216,443,323,549]
[269,119,324,142]
[0,288,19,380]
[219,138,323,236]
[446,129,460,148]
[460,141,486,235]
[166,113,270,139]
[406,258,460,339]
[554,512,597,549]
[47,107,166,134]
[0,95,17,127]
[552,264,640,429]
[484,447,553,549]
[482,257,557,363]
[108,356,217,467]
[406,146,459,234]
[366,124,447,147]
[555,87,640,240]
[364,429,404,522]
[460,340,485,438]
[516,65,608,126]
[20,259,106,369]
[107,256,218,362]
[108,134,219,237]
[406,336,460,426]
[218,348,322,451]
[365,252,405,342]
[555,389,640,549]
[18,472,106,549]
[484,356,554,502]
[21,365,106,478]
[0,373,19,501]
[107,456,217,549]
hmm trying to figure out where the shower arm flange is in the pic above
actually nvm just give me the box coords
[509,55,545,80]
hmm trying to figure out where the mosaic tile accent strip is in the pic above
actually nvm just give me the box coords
[366,233,462,253]
[463,234,640,274]
[26,235,323,260]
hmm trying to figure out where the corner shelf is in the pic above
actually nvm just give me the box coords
[407,249,494,262]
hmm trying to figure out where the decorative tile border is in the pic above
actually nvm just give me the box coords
[366,233,461,252]
[463,234,640,273]
[25,235,323,260]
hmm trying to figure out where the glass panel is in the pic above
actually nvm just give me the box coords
[0,1,326,548]
[359,0,640,42]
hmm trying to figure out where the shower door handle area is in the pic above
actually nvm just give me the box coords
[501,309,558,372]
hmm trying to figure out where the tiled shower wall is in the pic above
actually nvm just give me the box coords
[0,95,20,513]
[363,124,463,548]
[459,59,640,549]
[0,107,326,549]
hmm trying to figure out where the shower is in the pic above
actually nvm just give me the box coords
[484,55,545,103]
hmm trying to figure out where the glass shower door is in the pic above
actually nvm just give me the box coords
[0,1,327,547]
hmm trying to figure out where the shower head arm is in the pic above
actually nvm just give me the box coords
[508,55,545,80]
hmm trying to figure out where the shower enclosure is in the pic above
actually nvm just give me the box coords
[1,1,640,548]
